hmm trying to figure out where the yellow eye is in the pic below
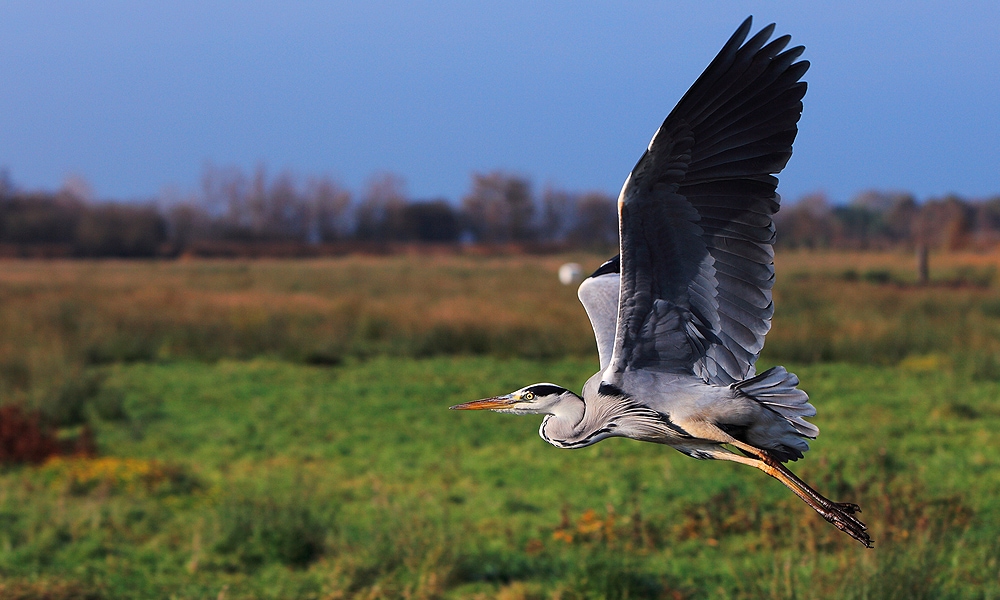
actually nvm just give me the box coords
[523,391,535,401]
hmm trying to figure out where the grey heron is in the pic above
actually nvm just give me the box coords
[452,17,873,548]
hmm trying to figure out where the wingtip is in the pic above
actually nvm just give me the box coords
[732,16,754,44]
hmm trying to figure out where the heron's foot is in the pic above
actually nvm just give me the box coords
[805,494,861,515]
[819,501,872,548]
[710,443,874,548]
[835,501,862,515]
[815,499,866,531]
[757,455,871,546]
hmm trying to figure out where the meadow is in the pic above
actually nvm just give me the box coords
[1,252,1000,598]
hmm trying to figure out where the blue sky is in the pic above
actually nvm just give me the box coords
[1,1,998,204]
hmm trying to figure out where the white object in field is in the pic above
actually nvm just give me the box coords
[558,262,582,285]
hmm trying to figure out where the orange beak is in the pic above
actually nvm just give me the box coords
[449,394,515,410]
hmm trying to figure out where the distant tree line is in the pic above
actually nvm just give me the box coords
[0,166,618,257]
[0,171,166,258]
[773,190,1000,251]
[1,165,997,257]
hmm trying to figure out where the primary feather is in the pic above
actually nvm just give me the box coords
[602,15,807,387]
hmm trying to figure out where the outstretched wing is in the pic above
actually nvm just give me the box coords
[578,256,620,371]
[605,17,808,386]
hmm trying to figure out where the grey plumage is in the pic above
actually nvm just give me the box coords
[576,260,619,371]
[452,17,872,548]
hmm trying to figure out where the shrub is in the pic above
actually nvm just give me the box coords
[0,405,97,465]
[0,404,59,464]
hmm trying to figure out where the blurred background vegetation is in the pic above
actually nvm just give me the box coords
[3,169,1000,598]
[0,251,999,598]
[4,252,1000,413]
[2,165,998,258]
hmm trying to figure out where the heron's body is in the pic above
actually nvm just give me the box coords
[539,368,802,458]
[452,17,873,548]
[540,373,716,450]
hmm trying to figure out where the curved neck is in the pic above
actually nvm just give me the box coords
[539,393,609,449]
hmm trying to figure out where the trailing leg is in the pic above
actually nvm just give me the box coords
[702,445,873,548]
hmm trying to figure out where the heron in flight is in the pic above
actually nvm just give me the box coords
[452,17,872,548]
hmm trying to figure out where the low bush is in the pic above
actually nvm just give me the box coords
[0,405,60,464]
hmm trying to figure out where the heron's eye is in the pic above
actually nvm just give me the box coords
[523,391,535,401]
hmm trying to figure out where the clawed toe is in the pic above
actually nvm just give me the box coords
[836,502,862,514]
[727,446,875,548]
[824,503,873,548]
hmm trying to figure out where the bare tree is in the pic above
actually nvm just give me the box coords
[200,163,259,240]
[914,195,972,251]
[774,192,836,249]
[568,192,617,249]
[306,177,352,243]
[461,172,535,243]
[0,168,15,199]
[539,187,574,243]
[59,174,94,203]
[267,170,309,240]
[247,164,270,234]
[355,172,407,241]
[884,194,918,245]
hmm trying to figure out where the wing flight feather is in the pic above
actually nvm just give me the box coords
[604,16,808,386]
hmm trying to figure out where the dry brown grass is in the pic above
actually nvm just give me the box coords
[0,579,102,600]
[778,248,1000,277]
[769,249,1000,367]
[0,255,597,417]
[4,250,1000,419]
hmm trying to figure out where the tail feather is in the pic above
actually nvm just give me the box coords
[734,366,819,439]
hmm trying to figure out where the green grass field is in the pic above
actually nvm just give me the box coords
[2,253,1000,598]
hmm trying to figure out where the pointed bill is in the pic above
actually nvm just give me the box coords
[449,395,514,410]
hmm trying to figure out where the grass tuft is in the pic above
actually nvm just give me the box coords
[213,487,331,570]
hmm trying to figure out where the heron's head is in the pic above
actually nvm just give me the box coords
[450,383,577,415]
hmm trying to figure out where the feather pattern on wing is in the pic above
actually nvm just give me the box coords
[605,17,808,386]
